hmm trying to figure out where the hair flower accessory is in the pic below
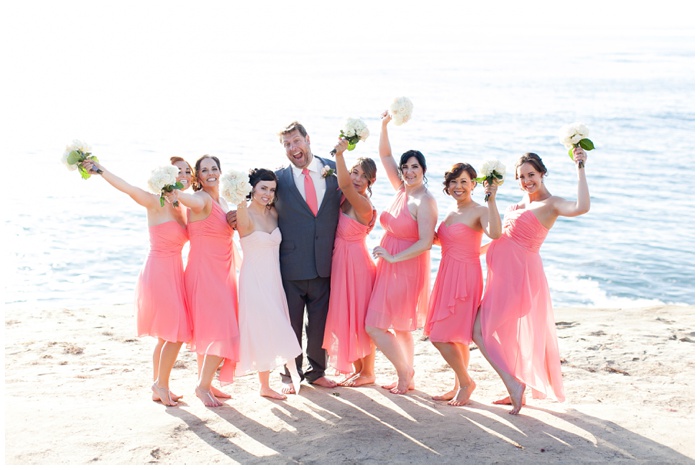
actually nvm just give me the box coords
[62,140,102,179]
[558,122,595,168]
[221,169,252,205]
[148,165,183,207]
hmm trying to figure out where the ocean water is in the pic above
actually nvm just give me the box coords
[3,4,695,309]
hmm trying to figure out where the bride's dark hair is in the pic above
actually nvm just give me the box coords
[248,168,278,205]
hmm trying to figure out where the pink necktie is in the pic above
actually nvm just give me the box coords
[302,168,318,216]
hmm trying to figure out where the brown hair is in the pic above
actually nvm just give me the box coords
[515,152,548,178]
[192,154,221,192]
[353,157,378,197]
[278,121,308,142]
[442,162,477,195]
[170,156,193,175]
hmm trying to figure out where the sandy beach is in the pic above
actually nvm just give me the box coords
[4,303,694,465]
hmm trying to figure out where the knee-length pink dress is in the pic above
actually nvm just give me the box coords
[236,228,301,375]
[185,201,239,385]
[479,206,565,402]
[424,222,482,344]
[322,209,377,374]
[135,220,192,343]
[366,187,431,331]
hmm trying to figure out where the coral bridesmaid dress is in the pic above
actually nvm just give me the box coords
[135,220,192,343]
[424,222,483,344]
[366,187,431,331]
[323,209,376,374]
[185,202,240,385]
[479,206,565,402]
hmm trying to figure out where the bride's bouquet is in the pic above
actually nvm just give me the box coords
[61,140,102,179]
[558,122,595,168]
[148,165,184,207]
[221,169,252,205]
[331,117,369,156]
[389,96,413,126]
[475,160,506,202]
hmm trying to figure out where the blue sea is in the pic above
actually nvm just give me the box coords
[3,3,695,309]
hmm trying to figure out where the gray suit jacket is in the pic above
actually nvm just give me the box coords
[275,156,341,281]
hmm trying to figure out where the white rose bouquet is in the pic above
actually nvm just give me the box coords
[475,160,506,202]
[221,169,252,205]
[331,117,369,156]
[389,96,413,126]
[148,165,184,207]
[558,122,595,168]
[61,140,102,179]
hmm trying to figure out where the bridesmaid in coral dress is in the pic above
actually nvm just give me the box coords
[235,168,302,400]
[425,163,502,406]
[365,110,438,395]
[174,155,240,407]
[322,138,377,387]
[81,157,194,407]
[472,149,590,415]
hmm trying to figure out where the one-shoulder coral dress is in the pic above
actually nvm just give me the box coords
[322,208,376,374]
[365,187,431,331]
[135,220,192,343]
[479,206,565,402]
[236,228,302,375]
[184,202,240,385]
[424,222,483,344]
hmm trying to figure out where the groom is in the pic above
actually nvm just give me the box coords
[274,121,341,391]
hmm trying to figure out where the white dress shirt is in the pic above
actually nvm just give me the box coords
[291,157,327,208]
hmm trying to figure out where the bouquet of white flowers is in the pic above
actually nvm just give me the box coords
[475,160,506,202]
[331,117,369,156]
[61,140,102,179]
[389,96,413,126]
[221,169,252,205]
[148,165,183,207]
[558,122,595,168]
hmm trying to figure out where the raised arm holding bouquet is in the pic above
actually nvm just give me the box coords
[559,122,595,168]
[475,160,506,202]
[61,140,103,179]
[330,117,369,156]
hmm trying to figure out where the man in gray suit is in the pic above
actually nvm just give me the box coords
[273,121,341,391]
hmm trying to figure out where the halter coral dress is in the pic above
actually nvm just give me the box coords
[479,205,565,402]
[424,222,483,344]
[366,187,431,331]
[185,201,240,385]
[135,220,192,343]
[322,207,377,374]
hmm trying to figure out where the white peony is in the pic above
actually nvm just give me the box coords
[558,122,590,148]
[389,96,413,126]
[342,118,369,142]
[221,169,252,205]
[148,165,179,193]
[477,160,506,185]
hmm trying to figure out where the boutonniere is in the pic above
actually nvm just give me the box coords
[322,165,336,178]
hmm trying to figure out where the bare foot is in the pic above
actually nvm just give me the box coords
[389,369,414,395]
[448,381,476,407]
[281,383,296,394]
[348,374,375,387]
[151,381,177,406]
[432,388,457,401]
[260,387,287,400]
[493,380,526,415]
[152,390,182,403]
[382,379,415,391]
[311,376,338,388]
[195,387,223,407]
[211,385,231,399]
